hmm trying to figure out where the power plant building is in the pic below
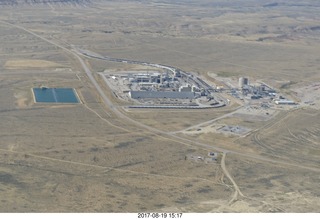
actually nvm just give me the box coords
[129,91,195,99]
[179,85,192,92]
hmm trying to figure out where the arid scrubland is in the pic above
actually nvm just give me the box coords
[0,0,319,212]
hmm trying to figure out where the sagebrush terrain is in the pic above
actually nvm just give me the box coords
[0,0,319,212]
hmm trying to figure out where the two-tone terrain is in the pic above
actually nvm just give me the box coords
[0,0,319,212]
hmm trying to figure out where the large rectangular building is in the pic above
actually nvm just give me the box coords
[129,91,195,99]
[275,100,295,105]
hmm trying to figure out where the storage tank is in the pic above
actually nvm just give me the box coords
[239,77,244,88]
[239,77,249,88]
[243,77,249,86]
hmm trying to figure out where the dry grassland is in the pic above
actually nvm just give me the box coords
[239,108,320,168]
[226,154,320,212]
[0,70,232,212]
[123,106,240,132]
[4,59,64,69]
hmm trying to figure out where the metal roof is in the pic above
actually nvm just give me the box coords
[130,91,195,99]
[275,100,295,104]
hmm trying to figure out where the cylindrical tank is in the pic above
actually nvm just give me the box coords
[239,77,249,88]
[239,77,244,88]
[243,77,249,86]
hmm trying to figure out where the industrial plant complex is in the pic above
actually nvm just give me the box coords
[101,69,227,109]
[78,47,298,111]
[101,69,296,110]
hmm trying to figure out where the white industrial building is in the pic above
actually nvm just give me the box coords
[129,91,195,99]
[275,100,295,105]
[179,84,192,92]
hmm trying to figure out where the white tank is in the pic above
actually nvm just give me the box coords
[239,77,244,88]
[239,77,249,88]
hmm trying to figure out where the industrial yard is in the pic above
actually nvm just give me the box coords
[102,70,224,109]
[100,62,297,111]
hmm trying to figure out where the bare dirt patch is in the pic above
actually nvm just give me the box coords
[5,59,64,69]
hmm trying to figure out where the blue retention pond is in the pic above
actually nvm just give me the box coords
[33,88,80,103]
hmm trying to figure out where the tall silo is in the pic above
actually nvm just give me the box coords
[239,77,244,88]
[239,77,249,88]
[243,77,249,86]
